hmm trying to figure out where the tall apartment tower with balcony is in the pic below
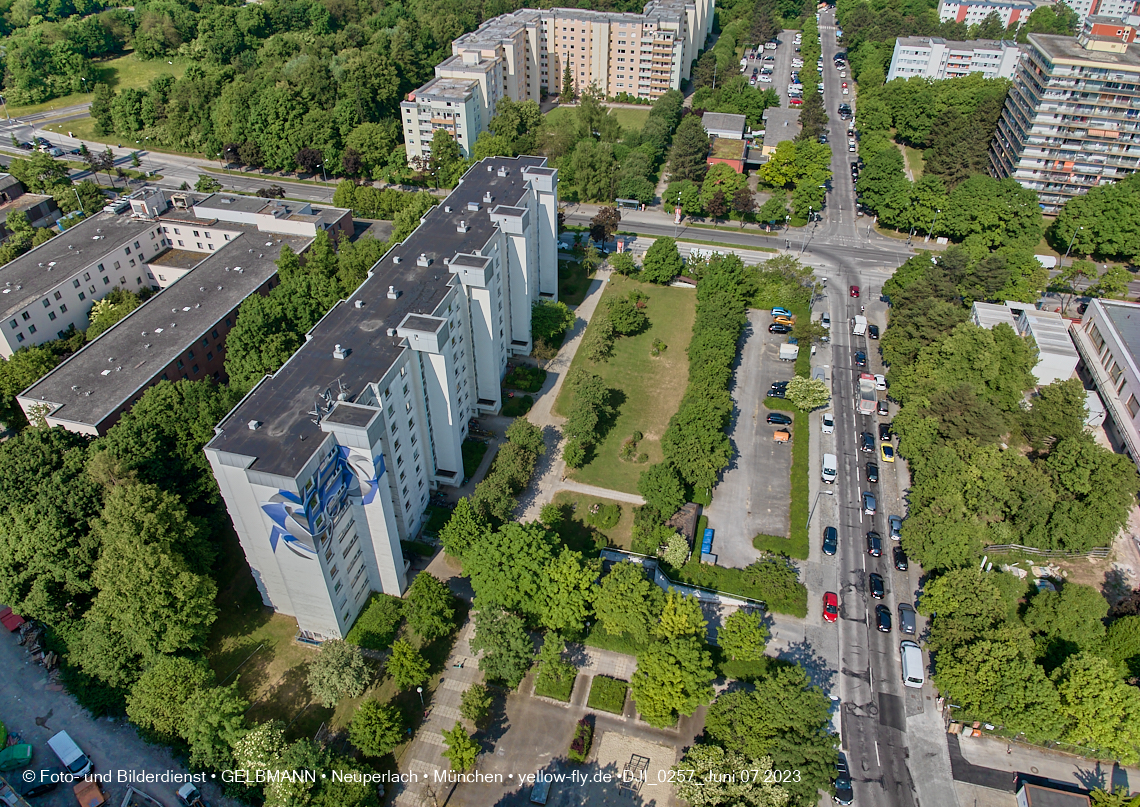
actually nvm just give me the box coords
[990,17,1140,213]
[401,0,713,166]
[205,157,558,642]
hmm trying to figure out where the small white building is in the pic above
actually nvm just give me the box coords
[701,112,747,140]
[969,301,1079,386]
[887,36,1022,81]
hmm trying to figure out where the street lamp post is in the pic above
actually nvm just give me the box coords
[925,208,941,243]
[416,686,424,708]
[1065,226,1084,263]
[73,188,84,215]
[318,163,330,201]
[807,488,834,528]
[0,94,10,123]
[801,206,812,254]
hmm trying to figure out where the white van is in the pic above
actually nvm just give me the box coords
[900,641,924,689]
[822,453,837,484]
[48,730,93,776]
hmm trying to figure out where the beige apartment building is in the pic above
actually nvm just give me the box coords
[402,0,714,165]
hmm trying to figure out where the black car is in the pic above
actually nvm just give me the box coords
[866,530,882,557]
[21,769,61,798]
[771,380,790,389]
[879,422,892,441]
[869,572,885,599]
[67,147,82,155]
[859,432,874,452]
[769,323,791,334]
[834,755,854,805]
[17,141,33,150]
[875,604,892,632]
[822,526,838,556]
[893,546,908,571]
[854,350,866,367]
[878,399,890,417]
[869,324,880,339]
[767,388,786,398]
[866,462,879,483]
[35,137,51,146]
[767,412,792,425]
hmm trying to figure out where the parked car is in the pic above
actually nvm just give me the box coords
[769,323,791,334]
[767,412,792,425]
[862,490,877,515]
[772,307,793,317]
[866,462,879,483]
[47,731,91,777]
[823,591,839,623]
[878,399,890,417]
[822,412,835,434]
[869,572,885,598]
[898,603,917,635]
[878,422,892,441]
[850,285,860,298]
[860,432,874,452]
[889,514,903,540]
[767,388,786,398]
[880,443,895,463]
[21,769,61,798]
[823,526,838,555]
[893,546,909,571]
[866,530,882,557]
[875,604,892,632]
[820,312,830,329]
[848,142,856,152]
[854,350,866,367]
[834,755,854,805]
[34,137,51,146]
[874,374,887,390]
[17,141,33,150]
[869,324,880,339]
[773,315,794,326]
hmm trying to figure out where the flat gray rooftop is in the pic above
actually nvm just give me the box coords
[1031,32,1140,69]
[0,211,156,321]
[22,228,313,427]
[208,155,549,479]
[1102,299,1140,364]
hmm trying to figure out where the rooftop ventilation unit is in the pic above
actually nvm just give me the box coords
[497,166,509,177]
[387,285,401,299]
[487,165,494,172]
[387,328,398,336]
[483,192,493,203]
[467,201,480,212]
[457,220,470,233]
[444,206,452,213]
[416,254,431,267]
[393,256,401,264]
[354,299,364,309]
[333,344,348,360]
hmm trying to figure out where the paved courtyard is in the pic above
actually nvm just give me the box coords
[703,309,795,568]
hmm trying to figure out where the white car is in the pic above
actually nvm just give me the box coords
[765,41,778,50]
[759,74,772,82]
[822,412,835,434]
[875,374,887,390]
[840,70,847,77]
[821,312,831,329]
[843,86,849,95]
[849,144,856,152]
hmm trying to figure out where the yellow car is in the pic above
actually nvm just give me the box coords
[773,315,795,327]
[880,443,895,463]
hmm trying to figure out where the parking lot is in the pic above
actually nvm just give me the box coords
[703,309,794,568]
[739,29,801,110]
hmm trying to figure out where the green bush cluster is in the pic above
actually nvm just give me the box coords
[345,593,404,651]
[584,502,621,530]
[586,675,628,714]
[468,419,545,525]
[500,395,534,417]
[531,300,576,355]
[562,371,616,469]
[503,365,547,393]
[665,556,807,618]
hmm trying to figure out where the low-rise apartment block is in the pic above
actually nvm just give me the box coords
[970,301,1079,385]
[205,157,558,641]
[15,189,352,434]
[1071,299,1140,472]
[886,36,1022,81]
[938,0,1036,28]
[990,18,1140,213]
[402,0,713,165]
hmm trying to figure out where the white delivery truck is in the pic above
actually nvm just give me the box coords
[851,315,867,336]
[779,343,799,361]
[822,453,837,484]
[48,730,93,776]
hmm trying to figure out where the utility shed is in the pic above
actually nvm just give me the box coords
[701,112,747,139]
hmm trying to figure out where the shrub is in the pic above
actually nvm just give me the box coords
[504,365,548,392]
[568,717,594,763]
[661,532,690,567]
[637,452,648,463]
[532,299,575,351]
[585,502,621,530]
[587,676,628,714]
[501,394,534,417]
[461,439,489,479]
[651,338,668,356]
[345,594,404,651]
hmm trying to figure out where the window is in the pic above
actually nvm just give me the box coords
[20,312,28,321]
[78,292,85,301]
[53,292,61,301]
[192,364,199,374]
[225,317,232,327]
[15,334,22,343]
[133,241,140,250]
[89,286,96,294]
[83,273,90,281]
[129,259,136,267]
[58,304,66,314]
[208,244,214,251]
[211,329,219,339]
[177,240,184,247]
[177,359,184,369]
[27,325,35,334]
[193,230,200,237]
[48,312,56,321]
[204,232,210,239]
[124,247,131,256]
[197,243,203,250]
[103,277,110,285]
[1129,395,1140,418]
[72,280,80,288]
[202,337,210,347]
[114,261,120,270]
[173,228,180,235]
[97,263,105,272]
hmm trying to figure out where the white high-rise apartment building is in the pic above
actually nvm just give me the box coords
[205,157,558,641]
[402,0,714,165]
[886,36,1022,81]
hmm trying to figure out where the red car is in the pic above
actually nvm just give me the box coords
[823,592,839,623]
[849,285,860,298]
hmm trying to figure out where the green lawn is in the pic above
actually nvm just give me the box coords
[44,115,199,159]
[610,107,651,131]
[559,259,592,307]
[586,675,628,713]
[553,275,696,494]
[9,53,191,117]
[903,145,925,180]
[535,672,577,702]
[462,439,489,479]
[550,490,635,552]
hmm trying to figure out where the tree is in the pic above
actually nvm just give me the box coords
[661,532,689,567]
[464,521,556,620]
[607,296,648,335]
[637,463,687,517]
[656,589,707,640]
[593,561,665,645]
[642,237,683,284]
[1053,652,1140,763]
[590,207,621,245]
[674,746,788,807]
[90,82,115,135]
[439,498,489,563]
[667,115,710,183]
[631,636,715,728]
[87,287,142,341]
[540,547,598,634]
[307,639,371,707]
[441,721,479,772]
[706,190,728,227]
[1091,788,1140,807]
[785,376,830,410]
[232,720,288,775]
[349,699,403,757]
[126,655,213,738]
[182,683,248,770]
[582,240,603,273]
[505,418,546,458]
[428,129,464,187]
[405,573,455,641]
[460,683,493,727]
[470,608,534,688]
[562,65,576,101]
[609,252,638,276]
[1023,583,1108,666]
[535,633,576,694]
[718,609,769,661]
[295,148,323,175]
[386,639,429,690]
[194,175,221,193]
[733,187,757,228]
[704,666,839,806]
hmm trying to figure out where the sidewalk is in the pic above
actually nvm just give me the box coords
[956,732,1139,793]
